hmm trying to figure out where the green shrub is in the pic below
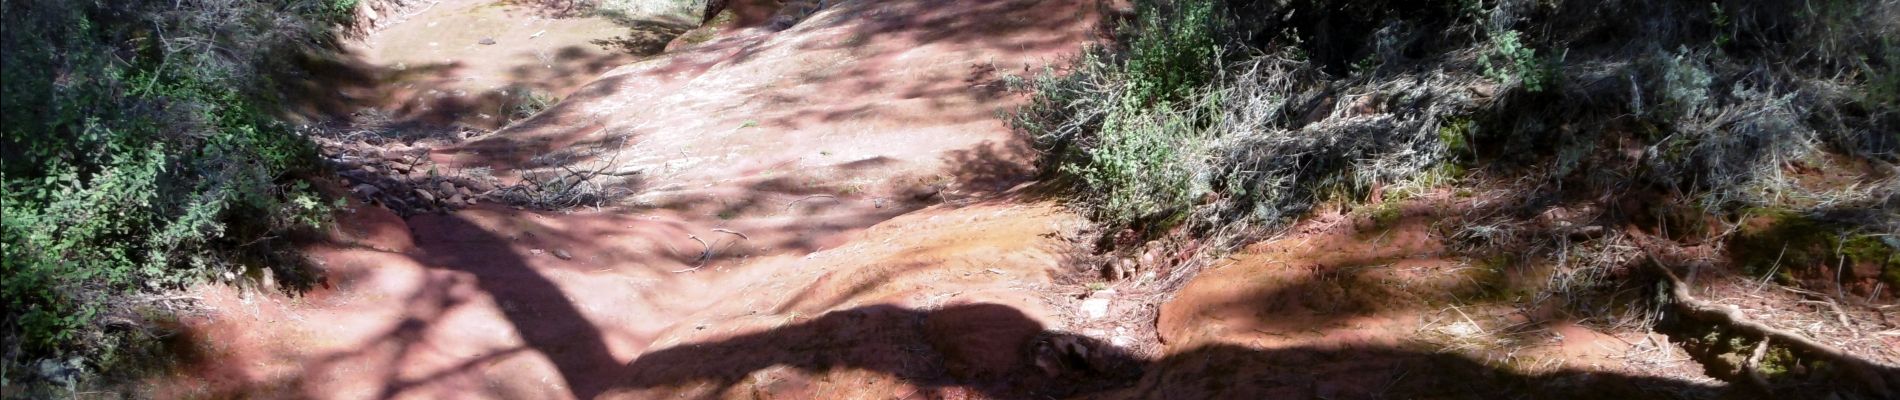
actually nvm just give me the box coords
[1020,0,1456,230]
[1437,116,1474,160]
[1123,0,1224,105]
[2,0,344,388]
[1065,94,1216,224]
[1479,30,1555,92]
[1016,0,1225,226]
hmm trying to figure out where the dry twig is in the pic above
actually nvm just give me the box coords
[671,235,713,273]
[784,194,838,211]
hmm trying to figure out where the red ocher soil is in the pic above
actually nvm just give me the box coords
[148,0,1756,398]
[1125,198,1722,399]
[152,0,1109,398]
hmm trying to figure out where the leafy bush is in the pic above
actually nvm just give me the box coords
[2,0,347,388]
[1015,0,1225,226]
[1122,0,1223,105]
[1065,94,1217,225]
[1479,30,1554,92]
[1021,0,1463,229]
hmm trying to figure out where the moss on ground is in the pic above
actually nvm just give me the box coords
[1368,201,1403,230]
[1729,209,1898,287]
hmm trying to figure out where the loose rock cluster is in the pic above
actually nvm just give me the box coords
[317,138,497,216]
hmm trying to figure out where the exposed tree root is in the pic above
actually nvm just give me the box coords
[1744,338,1770,389]
[1627,229,1900,396]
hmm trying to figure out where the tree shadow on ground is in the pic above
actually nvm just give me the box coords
[605,301,1725,399]
[408,214,626,398]
[285,42,641,134]
[261,206,1729,399]
[591,19,699,55]
[280,0,702,135]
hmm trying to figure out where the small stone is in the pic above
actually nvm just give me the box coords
[1079,298,1110,320]
[552,249,572,260]
[1469,83,1499,98]
[256,267,279,293]
[1140,250,1159,270]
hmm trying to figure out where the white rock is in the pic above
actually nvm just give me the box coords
[1080,298,1111,320]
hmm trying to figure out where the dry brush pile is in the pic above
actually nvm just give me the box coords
[1018,0,1899,396]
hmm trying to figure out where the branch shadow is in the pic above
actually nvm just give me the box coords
[407,214,625,398]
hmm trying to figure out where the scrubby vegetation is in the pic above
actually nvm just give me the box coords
[1,0,361,391]
[3,0,1895,395]
[1025,0,1896,236]
[1018,0,1898,394]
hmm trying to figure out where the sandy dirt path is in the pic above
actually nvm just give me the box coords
[152,1,1106,399]
[146,1,1739,398]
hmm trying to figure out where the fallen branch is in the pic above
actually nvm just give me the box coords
[784,194,837,211]
[1795,298,1859,338]
[712,228,749,240]
[1780,285,1861,338]
[671,235,712,273]
[1627,229,1900,396]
